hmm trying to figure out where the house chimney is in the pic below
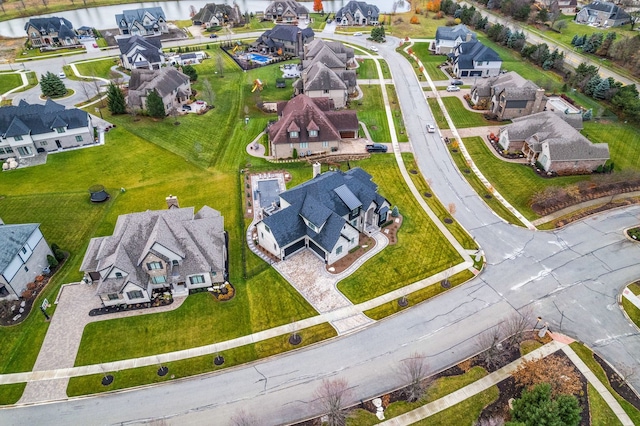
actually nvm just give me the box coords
[166,195,180,209]
[313,162,321,178]
[0,217,4,225]
[532,88,546,114]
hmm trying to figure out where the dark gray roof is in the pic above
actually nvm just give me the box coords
[261,168,384,252]
[81,206,226,296]
[257,25,314,44]
[0,223,39,274]
[454,41,501,70]
[336,1,380,20]
[128,68,191,108]
[117,35,163,64]
[473,71,543,101]
[192,3,244,25]
[265,0,309,16]
[304,62,347,91]
[435,24,476,42]
[504,111,609,161]
[116,7,166,31]
[582,1,631,20]
[25,17,75,39]
[0,100,88,138]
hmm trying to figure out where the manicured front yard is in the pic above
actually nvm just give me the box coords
[427,98,450,130]
[441,97,499,129]
[622,298,640,330]
[589,382,623,426]
[74,58,119,79]
[0,73,23,93]
[350,85,391,142]
[413,385,499,425]
[409,42,449,80]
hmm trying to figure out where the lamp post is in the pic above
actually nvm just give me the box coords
[533,316,542,330]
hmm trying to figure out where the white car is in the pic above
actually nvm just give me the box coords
[426,124,435,133]
[369,46,378,52]
[353,32,363,36]
[446,85,460,92]
[58,72,66,79]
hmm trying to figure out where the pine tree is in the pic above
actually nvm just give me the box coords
[593,77,610,100]
[40,71,67,98]
[509,383,581,426]
[584,75,601,97]
[145,90,165,118]
[182,65,198,82]
[571,34,578,46]
[106,83,126,114]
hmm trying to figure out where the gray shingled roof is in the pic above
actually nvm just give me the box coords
[117,35,163,65]
[435,24,476,42]
[261,168,385,252]
[581,1,630,20]
[0,223,39,274]
[265,0,309,16]
[304,62,347,91]
[455,41,501,70]
[192,3,244,25]
[335,1,380,20]
[504,111,609,161]
[0,100,88,138]
[257,25,314,44]
[81,206,225,296]
[116,7,166,31]
[473,71,543,101]
[25,17,76,39]
[127,68,190,108]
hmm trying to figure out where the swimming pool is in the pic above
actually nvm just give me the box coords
[257,179,281,209]
[546,96,581,114]
[247,53,271,64]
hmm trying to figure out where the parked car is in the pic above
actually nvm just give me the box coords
[426,124,435,133]
[209,33,218,38]
[58,72,66,79]
[366,143,388,153]
[369,46,379,52]
[182,104,192,111]
[446,85,460,92]
[353,32,363,36]
[92,43,98,48]
[450,79,463,85]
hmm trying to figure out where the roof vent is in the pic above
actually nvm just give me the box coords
[166,195,180,209]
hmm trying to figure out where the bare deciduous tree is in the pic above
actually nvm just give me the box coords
[503,307,533,348]
[315,378,351,426]
[201,78,216,108]
[476,326,508,370]
[399,352,432,402]
[230,409,258,426]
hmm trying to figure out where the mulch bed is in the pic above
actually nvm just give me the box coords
[552,197,640,228]
[89,296,173,316]
[593,353,640,410]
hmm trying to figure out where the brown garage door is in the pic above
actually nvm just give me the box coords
[340,131,356,138]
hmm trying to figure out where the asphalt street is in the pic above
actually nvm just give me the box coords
[1,34,639,425]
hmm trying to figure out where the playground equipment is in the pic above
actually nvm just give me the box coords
[232,45,239,53]
[251,79,263,92]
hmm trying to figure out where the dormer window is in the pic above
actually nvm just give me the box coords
[309,130,318,137]
[290,131,299,138]
[147,261,162,270]
[55,127,65,133]
[115,272,123,278]
[14,135,23,141]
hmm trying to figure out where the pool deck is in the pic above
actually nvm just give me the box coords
[250,172,288,222]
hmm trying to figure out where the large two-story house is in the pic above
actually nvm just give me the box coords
[256,167,390,264]
[116,7,168,36]
[267,94,359,159]
[80,197,227,306]
[253,25,314,58]
[192,3,245,27]
[471,71,547,120]
[127,68,192,113]
[335,1,380,26]
[294,39,357,108]
[452,40,502,78]
[117,35,164,70]
[433,24,476,55]
[24,17,79,47]
[0,220,53,301]
[264,0,309,23]
[498,111,610,175]
[0,100,94,161]
[576,1,631,27]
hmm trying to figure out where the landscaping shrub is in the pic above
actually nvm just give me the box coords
[47,255,58,268]
[54,249,65,262]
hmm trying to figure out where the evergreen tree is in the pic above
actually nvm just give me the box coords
[593,77,610,100]
[40,71,67,98]
[582,108,593,121]
[145,90,165,118]
[584,75,602,97]
[182,65,198,82]
[106,83,126,114]
[571,34,578,46]
[507,383,581,426]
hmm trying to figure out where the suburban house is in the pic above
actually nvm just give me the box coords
[498,111,610,175]
[127,68,192,113]
[255,167,391,264]
[335,1,380,26]
[116,7,168,36]
[433,24,476,54]
[24,17,79,47]
[80,196,227,307]
[470,71,547,120]
[0,219,53,301]
[0,100,94,161]
[264,0,310,23]
[268,94,359,159]
[294,39,357,108]
[192,3,245,27]
[557,0,579,15]
[253,25,314,58]
[575,1,631,26]
[167,52,207,66]
[451,40,502,78]
[117,35,164,70]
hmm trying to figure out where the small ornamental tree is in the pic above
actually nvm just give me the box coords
[507,383,581,426]
[145,90,166,118]
[313,0,323,13]
[40,72,67,98]
[47,254,58,268]
[391,206,400,217]
[182,65,198,82]
[106,83,126,114]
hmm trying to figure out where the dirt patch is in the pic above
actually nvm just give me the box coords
[0,37,25,62]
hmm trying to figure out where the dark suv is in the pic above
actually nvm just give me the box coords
[366,143,388,153]
[450,79,463,86]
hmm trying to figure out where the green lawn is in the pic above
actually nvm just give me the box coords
[350,85,391,142]
[427,98,450,130]
[462,136,588,219]
[589,382,623,426]
[338,155,464,303]
[308,13,327,31]
[441,97,500,129]
[569,342,640,424]
[0,383,25,405]
[348,366,489,424]
[18,46,86,59]
[413,385,499,425]
[68,322,336,396]
[387,86,409,142]
[74,58,119,79]
[448,143,526,226]
[409,43,449,80]
[582,121,640,172]
[14,72,38,92]
[628,282,640,296]
[0,73,23,93]
[622,298,640,329]
[356,59,381,80]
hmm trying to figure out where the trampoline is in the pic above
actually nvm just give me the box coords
[89,185,110,203]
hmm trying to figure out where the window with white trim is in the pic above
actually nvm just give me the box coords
[152,275,166,284]
[189,275,205,284]
[108,293,119,300]
[300,142,308,148]
[127,290,144,299]
[75,135,83,142]
[56,127,65,133]
[147,261,162,270]
[14,135,23,141]
[289,131,299,138]
[322,141,329,147]
[309,130,318,137]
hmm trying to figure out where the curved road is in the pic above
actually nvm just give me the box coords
[1,35,640,425]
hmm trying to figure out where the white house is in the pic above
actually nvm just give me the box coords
[0,220,53,301]
[117,35,164,70]
[433,24,476,55]
[452,40,502,78]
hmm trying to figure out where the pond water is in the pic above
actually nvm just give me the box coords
[0,0,409,37]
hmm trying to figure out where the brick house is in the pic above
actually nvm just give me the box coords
[335,1,380,26]
[24,17,79,47]
[471,72,546,120]
[264,0,309,23]
[127,68,192,113]
[116,7,168,36]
